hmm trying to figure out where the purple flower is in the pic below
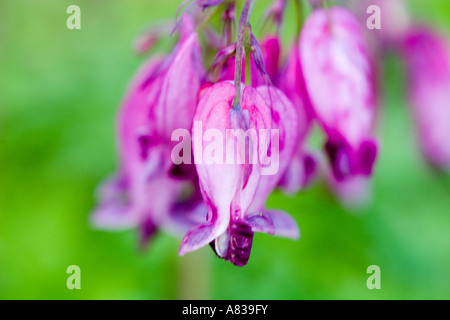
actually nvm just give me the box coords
[299,7,378,181]
[401,27,450,171]
[179,81,275,266]
[91,16,205,245]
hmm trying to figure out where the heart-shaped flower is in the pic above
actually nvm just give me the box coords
[300,7,378,181]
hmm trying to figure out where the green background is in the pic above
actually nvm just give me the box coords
[1,0,449,299]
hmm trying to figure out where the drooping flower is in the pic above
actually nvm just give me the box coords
[179,81,274,266]
[299,7,378,182]
[91,16,205,245]
[401,27,450,171]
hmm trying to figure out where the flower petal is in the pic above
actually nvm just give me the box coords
[246,210,300,239]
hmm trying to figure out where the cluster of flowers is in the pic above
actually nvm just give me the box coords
[91,0,450,266]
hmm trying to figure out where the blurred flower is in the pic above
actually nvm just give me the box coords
[401,27,450,171]
[91,16,205,246]
[299,7,378,182]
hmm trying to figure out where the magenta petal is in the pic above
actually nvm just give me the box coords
[169,183,207,234]
[152,34,205,139]
[179,222,218,256]
[264,210,300,239]
[278,150,319,194]
[90,204,138,230]
[224,221,254,267]
[245,212,275,235]
[138,218,158,249]
[90,174,139,229]
[358,140,377,175]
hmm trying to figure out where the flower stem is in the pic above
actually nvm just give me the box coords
[177,249,211,299]
[294,0,304,38]
[244,25,252,87]
[233,0,255,109]
[196,3,226,33]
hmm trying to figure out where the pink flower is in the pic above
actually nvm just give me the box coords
[299,7,378,181]
[401,27,450,171]
[179,81,275,266]
[91,16,205,245]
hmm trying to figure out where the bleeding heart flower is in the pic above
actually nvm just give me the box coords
[179,81,274,266]
[300,7,378,182]
[91,16,205,246]
[401,27,450,171]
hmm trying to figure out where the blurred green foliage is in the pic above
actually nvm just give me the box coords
[0,0,449,300]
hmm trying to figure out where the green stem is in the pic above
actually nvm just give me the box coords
[178,249,211,299]
[294,0,305,38]
[244,26,252,87]
[196,3,226,33]
[233,0,255,109]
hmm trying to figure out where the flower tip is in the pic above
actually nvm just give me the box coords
[358,139,378,176]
